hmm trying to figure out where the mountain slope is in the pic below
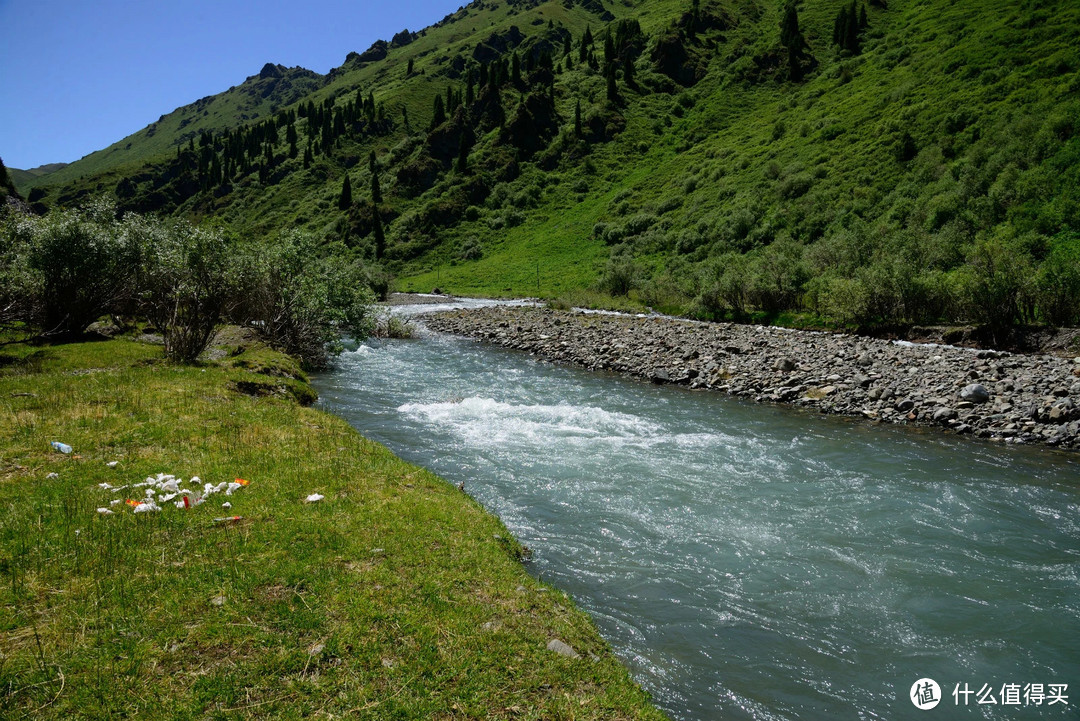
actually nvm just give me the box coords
[30,0,1080,328]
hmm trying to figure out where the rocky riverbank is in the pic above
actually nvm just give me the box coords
[423,306,1080,451]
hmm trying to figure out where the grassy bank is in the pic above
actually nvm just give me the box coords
[0,334,665,719]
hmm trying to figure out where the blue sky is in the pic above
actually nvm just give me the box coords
[0,0,461,170]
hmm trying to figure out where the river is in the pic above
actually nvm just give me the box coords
[311,299,1080,720]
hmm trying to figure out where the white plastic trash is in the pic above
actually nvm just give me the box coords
[96,508,114,515]
[305,494,325,503]
[50,441,72,454]
[221,502,232,509]
[46,472,59,480]
[106,461,118,468]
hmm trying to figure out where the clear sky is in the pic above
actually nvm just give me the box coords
[0,0,461,170]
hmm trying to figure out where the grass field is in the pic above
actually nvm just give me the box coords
[0,333,665,719]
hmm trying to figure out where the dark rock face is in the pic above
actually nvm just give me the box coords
[259,63,283,79]
[423,307,1080,451]
[357,40,389,63]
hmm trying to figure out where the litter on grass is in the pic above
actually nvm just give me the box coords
[98,472,249,515]
[305,493,325,503]
[46,472,59,480]
[106,461,118,468]
[50,441,72,454]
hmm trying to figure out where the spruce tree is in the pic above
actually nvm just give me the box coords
[623,54,636,89]
[373,209,386,260]
[338,173,352,210]
[456,134,469,173]
[779,1,809,81]
[580,26,593,63]
[512,52,522,86]
[605,62,619,103]
[574,99,583,137]
[370,151,382,204]
[859,4,868,29]
[563,34,572,57]
[431,94,446,129]
[844,1,860,53]
[407,58,414,75]
[466,68,476,105]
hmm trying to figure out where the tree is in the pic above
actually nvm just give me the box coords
[512,52,522,86]
[779,1,810,81]
[370,152,382,203]
[407,57,414,75]
[372,209,386,261]
[338,173,352,210]
[580,26,593,63]
[623,54,637,90]
[456,134,469,173]
[574,99,583,137]
[431,94,446,129]
[606,62,620,104]
[139,219,233,363]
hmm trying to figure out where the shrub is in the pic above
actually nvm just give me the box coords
[596,254,642,297]
[137,218,233,363]
[18,198,134,335]
[458,235,483,261]
[696,253,751,316]
[1034,232,1080,326]
[0,210,39,331]
[231,232,375,369]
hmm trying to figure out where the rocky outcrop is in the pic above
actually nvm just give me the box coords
[423,307,1080,451]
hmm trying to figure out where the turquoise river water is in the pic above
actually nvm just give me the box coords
[312,300,1080,721]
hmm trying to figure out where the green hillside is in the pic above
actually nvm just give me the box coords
[8,162,69,194]
[29,0,1080,330]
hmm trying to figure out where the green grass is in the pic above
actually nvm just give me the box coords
[0,335,666,719]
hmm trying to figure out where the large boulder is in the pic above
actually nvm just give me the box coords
[960,383,990,404]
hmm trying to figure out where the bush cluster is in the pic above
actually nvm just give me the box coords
[1,200,376,368]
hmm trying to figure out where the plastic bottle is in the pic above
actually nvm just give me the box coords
[50,441,72,454]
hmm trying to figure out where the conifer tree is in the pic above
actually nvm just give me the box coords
[580,26,593,63]
[512,52,522,85]
[370,151,382,204]
[574,99,583,137]
[372,209,386,260]
[431,94,446,129]
[407,58,414,75]
[623,54,636,89]
[779,1,809,81]
[466,68,476,105]
[456,134,469,173]
[563,34,572,57]
[606,62,619,103]
[844,1,860,53]
[859,4,868,29]
[338,173,352,210]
